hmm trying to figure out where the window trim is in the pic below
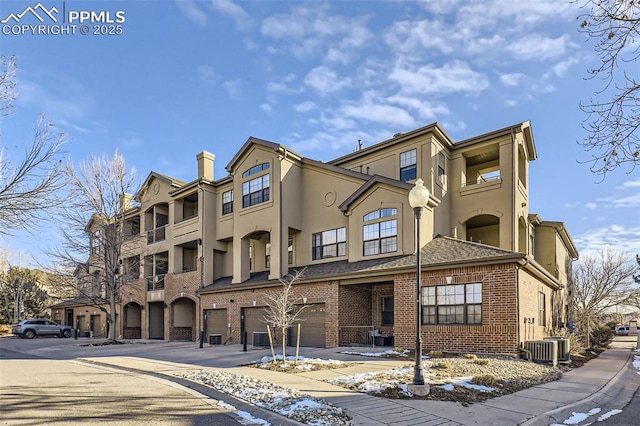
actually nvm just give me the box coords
[437,152,446,186]
[400,149,417,182]
[242,174,270,208]
[538,292,546,327]
[242,162,270,178]
[222,190,233,215]
[421,283,482,325]
[312,227,346,260]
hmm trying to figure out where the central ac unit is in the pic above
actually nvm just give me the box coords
[544,337,570,363]
[524,340,558,366]
[253,332,269,347]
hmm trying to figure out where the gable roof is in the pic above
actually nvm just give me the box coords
[225,137,303,173]
[329,122,455,166]
[338,175,414,213]
[135,172,185,201]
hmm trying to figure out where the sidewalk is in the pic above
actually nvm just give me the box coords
[80,337,639,426]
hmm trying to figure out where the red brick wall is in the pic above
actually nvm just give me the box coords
[201,280,339,346]
[338,284,372,325]
[393,264,521,355]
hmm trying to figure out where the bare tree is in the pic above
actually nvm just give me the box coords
[0,266,50,323]
[577,0,640,177]
[50,150,139,340]
[0,56,66,235]
[262,268,308,360]
[571,247,636,346]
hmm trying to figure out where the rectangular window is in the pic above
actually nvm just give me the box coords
[400,149,417,182]
[363,219,397,256]
[265,243,271,268]
[312,227,346,260]
[538,292,546,327]
[288,238,293,265]
[382,297,394,326]
[422,283,482,325]
[242,174,270,208]
[437,152,446,186]
[222,190,233,215]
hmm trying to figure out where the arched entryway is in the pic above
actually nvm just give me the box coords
[122,302,142,339]
[465,214,500,247]
[170,298,195,341]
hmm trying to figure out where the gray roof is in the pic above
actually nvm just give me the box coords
[198,236,523,293]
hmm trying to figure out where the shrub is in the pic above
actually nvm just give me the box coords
[473,358,490,366]
[434,360,452,370]
[472,374,498,387]
[428,350,443,358]
[464,354,477,360]
[590,325,613,349]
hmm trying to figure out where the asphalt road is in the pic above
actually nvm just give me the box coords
[0,341,242,425]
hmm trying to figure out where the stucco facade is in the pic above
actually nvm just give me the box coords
[52,120,578,355]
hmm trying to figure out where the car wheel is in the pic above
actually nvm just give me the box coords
[24,329,36,339]
[62,329,71,338]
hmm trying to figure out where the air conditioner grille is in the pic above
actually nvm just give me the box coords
[524,340,558,366]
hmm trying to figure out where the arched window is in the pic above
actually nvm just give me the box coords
[363,208,398,256]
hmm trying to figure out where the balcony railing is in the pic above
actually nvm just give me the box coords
[146,225,167,244]
[146,274,166,291]
[461,174,501,187]
[338,325,375,346]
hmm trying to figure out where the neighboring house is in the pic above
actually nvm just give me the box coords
[51,121,578,355]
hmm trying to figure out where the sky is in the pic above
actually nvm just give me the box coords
[0,0,638,267]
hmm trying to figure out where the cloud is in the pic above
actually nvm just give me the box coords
[304,66,351,93]
[584,202,597,209]
[222,79,243,98]
[573,225,640,258]
[294,101,316,113]
[260,103,273,114]
[341,100,414,128]
[208,0,252,30]
[386,95,450,120]
[553,57,580,77]
[507,34,576,61]
[500,73,526,88]
[175,0,207,27]
[617,178,640,189]
[390,60,489,95]
[197,65,219,86]
[262,6,371,60]
[266,74,302,94]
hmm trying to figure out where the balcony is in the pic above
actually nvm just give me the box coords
[146,274,166,291]
[147,225,167,244]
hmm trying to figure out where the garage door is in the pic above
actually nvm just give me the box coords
[290,303,326,347]
[205,308,228,344]
[242,307,269,346]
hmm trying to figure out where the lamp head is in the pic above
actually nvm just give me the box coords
[408,178,430,208]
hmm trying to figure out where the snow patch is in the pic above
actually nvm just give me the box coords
[561,408,601,425]
[596,409,622,421]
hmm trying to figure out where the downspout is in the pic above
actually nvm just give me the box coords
[516,256,529,354]
[510,128,516,251]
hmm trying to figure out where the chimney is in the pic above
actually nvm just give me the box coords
[119,193,133,213]
[197,151,215,181]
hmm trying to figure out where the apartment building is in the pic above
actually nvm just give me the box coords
[52,120,578,354]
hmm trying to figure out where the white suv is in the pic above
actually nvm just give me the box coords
[12,319,73,339]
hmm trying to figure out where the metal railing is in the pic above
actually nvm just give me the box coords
[338,325,375,346]
[146,225,167,244]
[146,274,166,291]
[461,174,501,187]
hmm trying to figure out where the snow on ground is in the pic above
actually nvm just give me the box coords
[217,401,270,426]
[328,365,416,394]
[253,354,348,371]
[177,368,351,425]
[437,376,496,393]
[340,349,412,357]
[633,355,640,374]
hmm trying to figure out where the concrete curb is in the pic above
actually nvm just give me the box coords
[520,349,637,426]
[78,358,305,426]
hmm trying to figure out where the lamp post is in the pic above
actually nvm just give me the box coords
[408,178,429,387]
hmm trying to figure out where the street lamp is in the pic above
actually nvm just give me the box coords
[408,178,429,387]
